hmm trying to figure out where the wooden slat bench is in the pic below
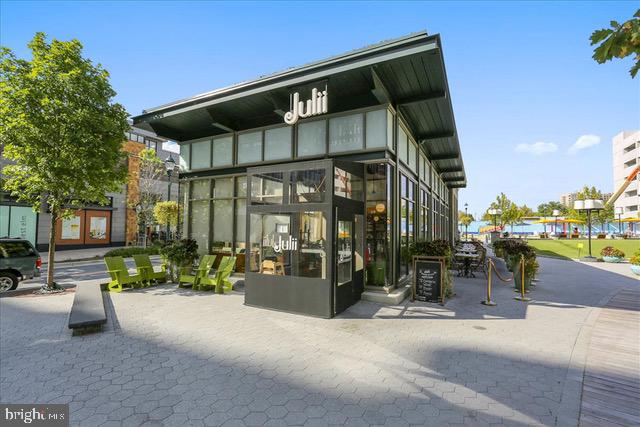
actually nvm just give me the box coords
[68,283,107,335]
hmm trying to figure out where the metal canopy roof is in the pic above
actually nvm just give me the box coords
[132,32,466,187]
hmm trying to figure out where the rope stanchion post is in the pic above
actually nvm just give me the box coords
[514,254,531,302]
[481,259,496,306]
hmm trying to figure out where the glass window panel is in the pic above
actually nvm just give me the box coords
[191,180,210,199]
[398,126,408,163]
[366,163,387,200]
[297,120,326,157]
[354,215,364,272]
[235,199,246,251]
[401,175,407,198]
[365,109,387,148]
[337,220,352,285]
[299,211,327,279]
[190,140,211,170]
[238,131,262,164]
[329,114,363,153]
[251,172,284,205]
[235,176,247,197]
[249,213,292,275]
[179,144,190,171]
[387,110,394,150]
[334,167,363,200]
[189,200,209,254]
[293,169,326,203]
[213,177,233,198]
[212,199,233,251]
[264,127,292,161]
[408,141,417,171]
[212,136,233,167]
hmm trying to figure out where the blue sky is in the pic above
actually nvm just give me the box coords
[2,1,638,215]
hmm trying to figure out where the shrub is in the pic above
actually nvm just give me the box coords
[630,248,640,266]
[600,246,625,258]
[403,239,454,298]
[160,239,199,282]
[104,246,160,258]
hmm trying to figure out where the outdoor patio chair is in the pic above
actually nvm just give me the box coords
[178,254,217,290]
[200,256,237,293]
[104,256,144,292]
[470,248,488,278]
[133,254,167,285]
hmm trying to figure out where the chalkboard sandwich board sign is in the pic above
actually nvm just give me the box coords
[412,256,445,305]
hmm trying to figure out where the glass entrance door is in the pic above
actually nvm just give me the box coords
[334,208,364,315]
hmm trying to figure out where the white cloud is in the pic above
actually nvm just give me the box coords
[568,134,600,154]
[515,141,559,155]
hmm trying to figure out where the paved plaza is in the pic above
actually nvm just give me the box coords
[1,257,638,426]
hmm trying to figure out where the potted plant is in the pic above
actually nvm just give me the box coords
[160,239,199,282]
[514,256,539,291]
[600,246,625,263]
[630,249,640,276]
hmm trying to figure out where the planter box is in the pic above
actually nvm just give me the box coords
[602,256,624,263]
[631,265,640,276]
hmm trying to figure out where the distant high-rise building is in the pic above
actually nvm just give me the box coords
[612,130,639,219]
[560,193,577,208]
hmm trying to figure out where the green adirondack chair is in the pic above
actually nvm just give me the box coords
[179,254,216,290]
[133,254,167,285]
[104,256,144,292]
[199,256,236,294]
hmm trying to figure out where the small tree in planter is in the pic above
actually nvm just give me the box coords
[600,246,625,263]
[159,239,198,283]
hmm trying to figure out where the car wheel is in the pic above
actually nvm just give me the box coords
[0,273,18,292]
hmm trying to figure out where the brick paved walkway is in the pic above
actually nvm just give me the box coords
[1,257,638,426]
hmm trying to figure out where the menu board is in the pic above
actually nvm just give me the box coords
[412,257,444,303]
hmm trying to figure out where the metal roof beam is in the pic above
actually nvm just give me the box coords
[442,175,463,182]
[439,166,464,173]
[397,91,446,107]
[429,153,459,161]
[448,183,467,188]
[419,131,455,141]
[370,67,392,104]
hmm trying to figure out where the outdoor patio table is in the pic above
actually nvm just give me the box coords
[455,252,479,278]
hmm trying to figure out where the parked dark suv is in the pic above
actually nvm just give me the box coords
[0,238,41,292]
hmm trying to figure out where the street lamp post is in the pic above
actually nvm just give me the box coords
[488,208,502,243]
[615,206,624,237]
[574,199,604,261]
[552,209,560,238]
[164,155,177,241]
[464,202,469,241]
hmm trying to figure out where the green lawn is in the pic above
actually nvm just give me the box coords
[527,239,640,260]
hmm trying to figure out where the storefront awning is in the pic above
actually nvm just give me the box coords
[132,32,466,187]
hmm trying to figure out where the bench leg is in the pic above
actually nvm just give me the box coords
[108,281,122,293]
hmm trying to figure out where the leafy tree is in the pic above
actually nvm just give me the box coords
[573,186,614,232]
[129,148,164,245]
[537,201,568,217]
[481,193,513,227]
[1,33,128,290]
[153,201,180,232]
[590,9,640,78]
[519,205,534,218]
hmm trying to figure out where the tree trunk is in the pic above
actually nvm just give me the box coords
[46,211,57,289]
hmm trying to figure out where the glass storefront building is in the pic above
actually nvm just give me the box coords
[133,32,467,317]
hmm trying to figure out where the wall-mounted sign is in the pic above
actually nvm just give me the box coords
[263,234,299,253]
[284,87,328,125]
[61,215,81,240]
